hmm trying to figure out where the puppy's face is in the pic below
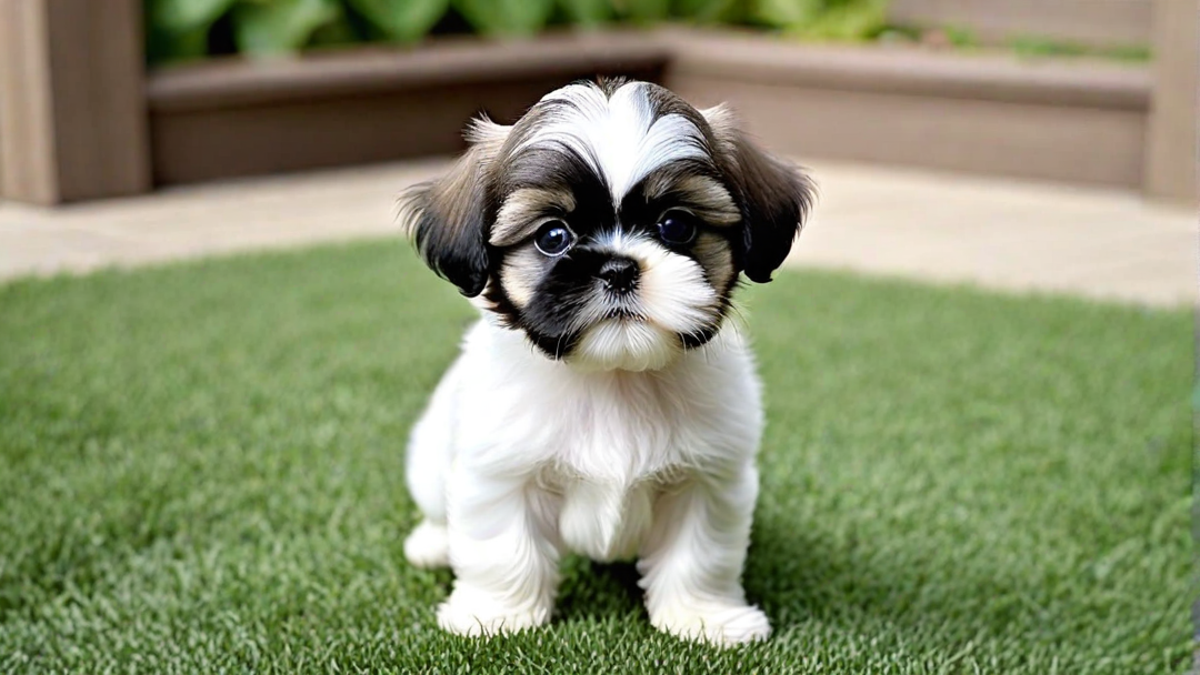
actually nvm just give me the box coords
[403,80,813,371]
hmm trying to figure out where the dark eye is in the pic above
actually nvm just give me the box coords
[657,209,698,245]
[534,220,575,256]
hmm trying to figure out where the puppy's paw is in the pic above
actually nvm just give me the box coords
[437,587,551,637]
[650,602,772,647]
[404,521,449,569]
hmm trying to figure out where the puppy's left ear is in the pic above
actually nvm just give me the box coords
[704,105,815,284]
[400,117,511,297]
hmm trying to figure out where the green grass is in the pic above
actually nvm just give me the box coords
[0,241,1190,673]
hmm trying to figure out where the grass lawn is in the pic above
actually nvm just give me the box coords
[0,241,1190,674]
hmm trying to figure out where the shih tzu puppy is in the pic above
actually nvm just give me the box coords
[399,79,813,646]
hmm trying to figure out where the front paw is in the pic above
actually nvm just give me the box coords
[436,587,551,637]
[404,520,450,569]
[650,602,772,647]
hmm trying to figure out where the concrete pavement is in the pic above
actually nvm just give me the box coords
[0,159,1193,307]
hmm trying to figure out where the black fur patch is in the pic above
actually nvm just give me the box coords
[500,147,614,232]
[517,249,612,359]
[402,176,495,298]
[714,135,814,284]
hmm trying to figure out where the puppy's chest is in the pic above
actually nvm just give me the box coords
[540,380,694,561]
[551,472,663,562]
[555,417,683,482]
[550,442,672,561]
[549,377,699,480]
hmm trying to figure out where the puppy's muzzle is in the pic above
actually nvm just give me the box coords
[598,256,639,295]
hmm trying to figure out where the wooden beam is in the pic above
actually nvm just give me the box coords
[0,0,151,204]
[1143,0,1198,203]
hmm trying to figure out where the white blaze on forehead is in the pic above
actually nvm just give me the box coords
[517,82,709,202]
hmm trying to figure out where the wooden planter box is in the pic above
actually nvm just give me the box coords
[146,32,669,186]
[666,28,1152,189]
[0,0,1193,205]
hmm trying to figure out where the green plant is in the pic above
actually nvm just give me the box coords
[670,0,739,23]
[941,24,977,48]
[613,0,671,23]
[146,0,455,62]
[751,0,888,40]
[1010,35,1151,62]
[557,0,614,26]
[453,0,556,36]
[231,0,344,55]
[347,0,450,43]
[145,0,237,62]
[145,0,896,64]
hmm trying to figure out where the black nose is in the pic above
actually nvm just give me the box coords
[598,257,639,294]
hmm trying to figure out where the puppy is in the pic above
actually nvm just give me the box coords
[399,79,813,646]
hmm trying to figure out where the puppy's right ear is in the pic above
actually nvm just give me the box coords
[400,118,510,297]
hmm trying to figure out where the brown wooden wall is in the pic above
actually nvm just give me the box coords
[0,2,1194,205]
[0,0,150,205]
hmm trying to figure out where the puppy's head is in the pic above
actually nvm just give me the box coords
[402,79,814,371]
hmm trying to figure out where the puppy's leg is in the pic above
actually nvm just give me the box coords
[438,470,559,636]
[638,462,770,646]
[403,357,466,569]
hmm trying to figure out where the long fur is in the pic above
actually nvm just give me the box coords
[400,80,814,647]
[405,321,770,643]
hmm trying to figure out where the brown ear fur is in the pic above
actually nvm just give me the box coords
[703,105,815,283]
[399,118,510,297]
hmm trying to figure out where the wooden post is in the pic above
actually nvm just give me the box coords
[0,0,151,204]
[1143,0,1198,203]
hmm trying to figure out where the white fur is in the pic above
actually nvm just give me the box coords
[405,319,771,646]
[565,231,721,372]
[517,82,709,203]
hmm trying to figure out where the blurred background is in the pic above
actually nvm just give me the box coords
[0,0,1194,303]
[0,5,1193,671]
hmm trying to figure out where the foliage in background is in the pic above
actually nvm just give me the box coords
[145,0,1150,65]
[145,0,888,63]
[1008,34,1152,62]
[874,22,1152,63]
[752,0,887,40]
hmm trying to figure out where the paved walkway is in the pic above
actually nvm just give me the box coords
[0,159,1194,307]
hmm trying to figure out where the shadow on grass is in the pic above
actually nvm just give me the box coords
[544,514,1110,662]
